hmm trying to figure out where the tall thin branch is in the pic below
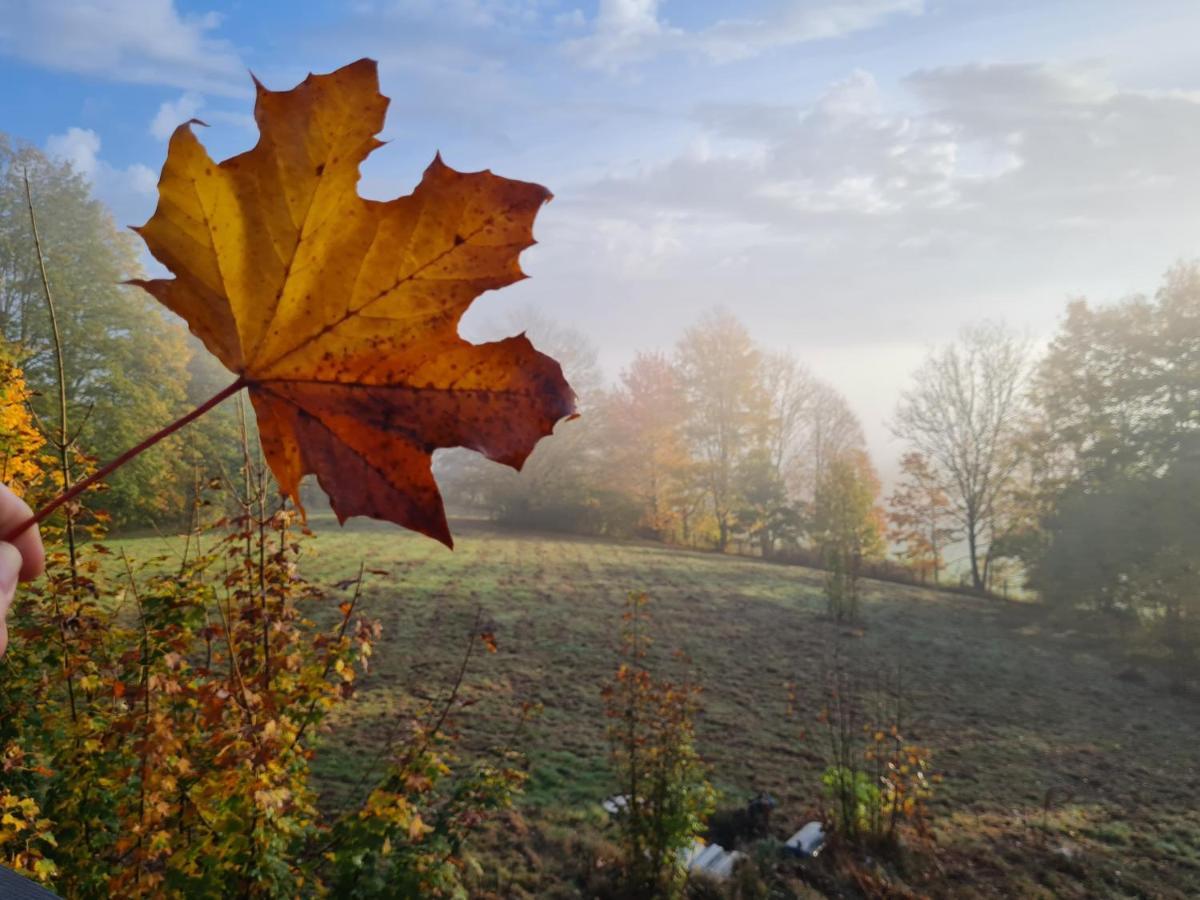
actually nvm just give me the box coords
[24,169,78,722]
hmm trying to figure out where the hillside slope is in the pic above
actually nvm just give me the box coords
[119,519,1200,897]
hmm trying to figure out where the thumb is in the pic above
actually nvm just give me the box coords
[0,542,21,658]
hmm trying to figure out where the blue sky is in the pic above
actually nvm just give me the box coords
[5,0,1200,468]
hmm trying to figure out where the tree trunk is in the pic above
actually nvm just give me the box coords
[967,519,984,591]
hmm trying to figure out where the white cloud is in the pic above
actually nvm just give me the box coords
[45,127,103,181]
[536,59,1200,373]
[150,92,205,140]
[593,213,685,276]
[45,127,157,226]
[595,0,667,36]
[589,62,1200,241]
[564,0,676,71]
[591,68,976,220]
[697,0,923,63]
[353,0,544,29]
[565,0,923,71]
[126,164,157,197]
[0,0,247,96]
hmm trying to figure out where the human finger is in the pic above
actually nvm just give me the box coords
[0,484,44,581]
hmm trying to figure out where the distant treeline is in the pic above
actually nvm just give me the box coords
[435,308,883,558]
[432,309,1013,595]
[434,273,1200,678]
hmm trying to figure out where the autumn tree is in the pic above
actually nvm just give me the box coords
[892,323,1028,591]
[732,352,815,556]
[0,349,45,495]
[0,353,57,884]
[888,451,958,583]
[1025,264,1200,672]
[431,307,871,554]
[734,356,868,558]
[1032,263,1200,492]
[790,378,868,503]
[758,352,812,482]
[430,305,875,551]
[734,446,799,558]
[1030,441,1200,679]
[1019,265,1200,585]
[810,450,885,621]
[675,310,764,551]
[0,133,197,527]
[600,351,691,539]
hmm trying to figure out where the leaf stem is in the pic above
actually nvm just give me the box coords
[2,377,248,543]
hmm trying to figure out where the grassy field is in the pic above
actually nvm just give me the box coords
[114,517,1200,898]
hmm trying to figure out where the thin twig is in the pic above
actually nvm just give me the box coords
[120,550,152,887]
[24,169,79,724]
[67,401,95,447]
[286,561,365,754]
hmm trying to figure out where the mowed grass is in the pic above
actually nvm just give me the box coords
[112,517,1200,898]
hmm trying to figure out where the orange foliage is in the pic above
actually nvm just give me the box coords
[131,59,575,546]
[888,451,957,584]
[601,353,691,539]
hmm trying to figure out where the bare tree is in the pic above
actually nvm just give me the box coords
[892,322,1028,591]
[789,379,866,503]
[675,309,764,551]
[759,352,814,478]
[600,351,690,539]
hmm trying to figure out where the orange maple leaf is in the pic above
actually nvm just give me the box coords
[131,59,575,546]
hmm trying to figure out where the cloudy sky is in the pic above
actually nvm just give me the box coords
[4,0,1200,471]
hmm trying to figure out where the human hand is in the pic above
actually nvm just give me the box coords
[0,484,45,657]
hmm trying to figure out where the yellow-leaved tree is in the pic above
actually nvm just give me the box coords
[0,352,45,497]
[0,351,58,883]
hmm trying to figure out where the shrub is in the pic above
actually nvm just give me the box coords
[814,660,937,850]
[809,453,885,623]
[602,592,716,899]
[0,429,523,897]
